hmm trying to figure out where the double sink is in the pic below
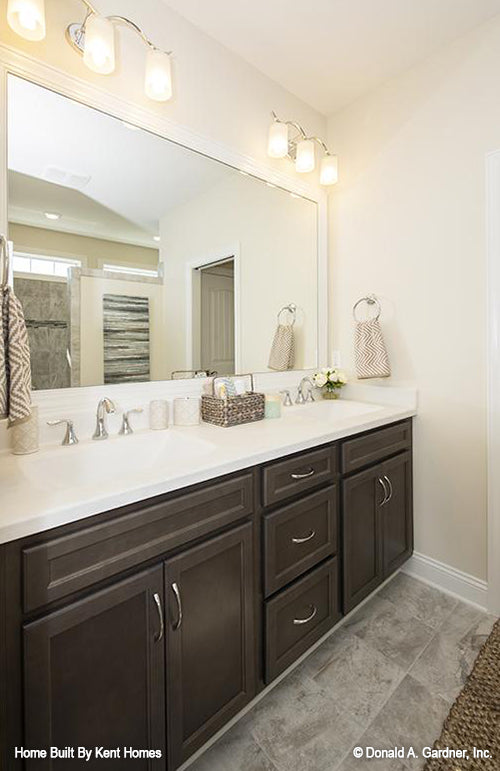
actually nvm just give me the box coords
[18,399,382,492]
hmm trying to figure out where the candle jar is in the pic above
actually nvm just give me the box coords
[173,397,201,426]
[264,393,282,419]
[149,400,169,430]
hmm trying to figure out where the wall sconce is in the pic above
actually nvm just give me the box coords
[267,111,338,185]
[7,0,173,103]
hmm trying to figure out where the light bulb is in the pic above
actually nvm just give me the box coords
[320,155,338,185]
[7,0,45,41]
[83,15,115,75]
[295,140,315,173]
[267,121,288,158]
[145,49,172,101]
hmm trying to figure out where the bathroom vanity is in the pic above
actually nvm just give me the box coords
[0,413,413,770]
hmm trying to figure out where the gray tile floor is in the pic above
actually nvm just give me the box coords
[188,573,498,771]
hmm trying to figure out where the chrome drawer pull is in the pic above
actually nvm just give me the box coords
[383,475,393,503]
[171,582,183,631]
[290,468,315,480]
[378,477,389,505]
[153,593,164,642]
[293,604,318,625]
[291,529,316,544]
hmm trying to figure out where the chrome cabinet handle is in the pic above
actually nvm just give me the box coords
[291,529,316,544]
[383,475,393,503]
[291,468,315,480]
[293,604,318,625]
[153,592,164,642]
[378,477,389,505]
[171,582,182,631]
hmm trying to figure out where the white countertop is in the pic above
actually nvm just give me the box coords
[0,398,416,545]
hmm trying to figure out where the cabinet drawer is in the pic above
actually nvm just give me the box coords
[262,445,338,508]
[23,473,253,613]
[263,487,338,597]
[265,557,341,683]
[341,420,411,474]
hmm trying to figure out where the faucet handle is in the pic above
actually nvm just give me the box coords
[119,408,143,436]
[280,390,293,407]
[47,419,79,446]
[305,388,315,403]
[295,389,306,405]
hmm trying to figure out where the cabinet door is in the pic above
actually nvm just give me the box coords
[342,466,385,612]
[381,451,413,577]
[165,522,256,770]
[24,566,165,770]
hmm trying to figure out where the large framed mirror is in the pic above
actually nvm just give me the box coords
[4,72,325,392]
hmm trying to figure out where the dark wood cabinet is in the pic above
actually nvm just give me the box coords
[165,522,256,770]
[342,465,385,612]
[263,486,338,597]
[343,447,413,613]
[23,566,166,770]
[381,451,413,576]
[265,557,341,682]
[0,419,413,771]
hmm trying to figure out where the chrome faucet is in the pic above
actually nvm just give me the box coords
[93,397,116,440]
[296,377,315,405]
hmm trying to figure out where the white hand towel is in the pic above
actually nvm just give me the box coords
[0,286,32,423]
[268,323,295,371]
[354,318,391,379]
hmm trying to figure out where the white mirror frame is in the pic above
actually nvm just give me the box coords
[0,43,328,406]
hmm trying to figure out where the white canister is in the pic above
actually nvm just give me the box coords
[11,405,39,455]
[173,397,201,426]
[149,400,169,430]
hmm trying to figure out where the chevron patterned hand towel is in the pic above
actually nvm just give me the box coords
[268,323,295,371]
[0,286,32,423]
[354,318,391,379]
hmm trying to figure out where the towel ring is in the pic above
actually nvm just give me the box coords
[352,294,381,322]
[277,303,297,326]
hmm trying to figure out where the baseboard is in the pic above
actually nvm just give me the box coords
[402,552,488,610]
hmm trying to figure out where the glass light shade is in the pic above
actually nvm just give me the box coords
[83,15,115,75]
[7,0,45,41]
[267,121,289,158]
[295,139,315,173]
[145,49,172,102]
[320,154,338,185]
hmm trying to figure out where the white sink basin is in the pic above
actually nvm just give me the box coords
[19,430,216,491]
[283,399,382,423]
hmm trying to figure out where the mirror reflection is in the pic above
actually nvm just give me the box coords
[7,76,318,390]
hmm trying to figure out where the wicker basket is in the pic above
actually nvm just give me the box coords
[201,391,265,428]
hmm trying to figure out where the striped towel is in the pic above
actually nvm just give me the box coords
[0,286,32,423]
[268,323,295,371]
[354,318,391,379]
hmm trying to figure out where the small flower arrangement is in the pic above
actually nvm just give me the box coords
[312,367,348,399]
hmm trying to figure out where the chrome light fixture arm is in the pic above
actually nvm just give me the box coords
[268,111,338,184]
[68,1,171,57]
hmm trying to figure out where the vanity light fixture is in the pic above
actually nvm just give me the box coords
[7,0,45,41]
[267,111,338,185]
[7,0,173,102]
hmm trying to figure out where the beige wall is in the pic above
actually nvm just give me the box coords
[9,224,158,269]
[160,174,318,377]
[327,15,500,581]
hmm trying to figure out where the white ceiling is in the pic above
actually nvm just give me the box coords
[8,76,232,246]
[8,173,161,248]
[162,0,500,115]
